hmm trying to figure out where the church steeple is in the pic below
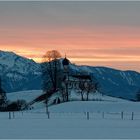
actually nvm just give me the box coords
[62,54,70,66]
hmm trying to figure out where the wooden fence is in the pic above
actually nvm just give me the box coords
[0,111,139,120]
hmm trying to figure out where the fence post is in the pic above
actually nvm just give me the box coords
[9,112,11,119]
[13,112,15,119]
[121,111,124,120]
[46,105,48,115]
[131,112,134,120]
[47,112,50,119]
[87,112,89,120]
[102,112,104,119]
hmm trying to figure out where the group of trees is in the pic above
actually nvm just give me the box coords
[5,99,27,111]
[41,50,64,108]
[0,49,99,112]
[0,77,7,107]
[1,49,140,112]
[0,77,27,111]
[42,50,63,93]
[78,80,98,101]
[42,50,99,104]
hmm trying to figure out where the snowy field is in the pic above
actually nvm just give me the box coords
[1,99,140,138]
[7,90,42,102]
[1,112,140,139]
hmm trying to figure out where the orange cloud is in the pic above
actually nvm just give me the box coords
[0,25,140,72]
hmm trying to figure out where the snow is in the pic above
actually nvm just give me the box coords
[79,66,92,73]
[120,71,134,85]
[7,90,42,102]
[1,50,140,101]
[95,67,103,74]
[0,111,138,138]
[49,100,139,113]
[6,89,126,105]
[108,78,119,86]
[1,90,140,139]
[0,51,16,67]
[0,50,40,75]
[1,112,140,139]
[0,101,140,139]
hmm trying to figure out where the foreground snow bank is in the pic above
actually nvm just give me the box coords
[3,90,140,139]
[0,100,140,139]
[0,111,140,139]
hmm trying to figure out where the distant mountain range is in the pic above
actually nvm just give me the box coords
[0,50,140,100]
[0,51,41,92]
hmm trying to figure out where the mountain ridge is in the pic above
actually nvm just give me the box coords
[0,50,41,92]
[0,50,140,100]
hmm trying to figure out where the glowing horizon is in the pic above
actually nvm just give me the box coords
[0,1,140,72]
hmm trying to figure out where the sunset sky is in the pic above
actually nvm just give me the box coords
[0,1,140,72]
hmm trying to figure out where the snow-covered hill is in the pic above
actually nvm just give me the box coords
[6,90,130,111]
[49,99,140,113]
[2,90,140,139]
[0,50,140,100]
[6,89,140,112]
[7,90,42,102]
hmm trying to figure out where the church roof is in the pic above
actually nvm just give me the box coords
[62,57,70,65]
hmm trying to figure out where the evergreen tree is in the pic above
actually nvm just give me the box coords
[0,77,7,107]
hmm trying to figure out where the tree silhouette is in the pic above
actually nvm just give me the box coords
[0,77,7,107]
[77,75,99,101]
[136,89,140,101]
[41,50,62,93]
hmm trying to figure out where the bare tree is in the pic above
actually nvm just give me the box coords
[78,81,86,101]
[42,50,62,93]
[85,82,97,101]
[77,77,99,101]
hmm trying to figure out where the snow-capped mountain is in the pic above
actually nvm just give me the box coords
[0,50,41,92]
[0,50,140,100]
[72,65,140,100]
